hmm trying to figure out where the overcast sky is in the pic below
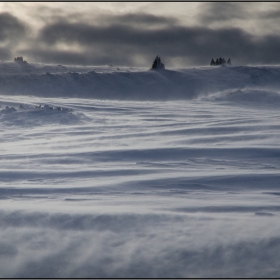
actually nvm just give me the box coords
[0,2,280,67]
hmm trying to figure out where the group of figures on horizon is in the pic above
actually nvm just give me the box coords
[210,57,231,66]
[151,55,165,70]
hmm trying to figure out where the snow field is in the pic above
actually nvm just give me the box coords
[0,64,279,277]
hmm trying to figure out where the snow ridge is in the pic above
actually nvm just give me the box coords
[1,62,280,100]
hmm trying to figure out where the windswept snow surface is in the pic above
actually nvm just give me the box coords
[0,63,280,277]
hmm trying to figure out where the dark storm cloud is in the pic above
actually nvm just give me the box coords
[197,2,251,24]
[3,4,280,67]
[38,13,179,45]
[29,6,178,30]
[261,10,280,20]
[106,13,179,26]
[32,18,280,66]
[0,12,28,59]
[0,12,27,41]
[198,2,280,27]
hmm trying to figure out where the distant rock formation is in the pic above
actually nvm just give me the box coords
[14,56,27,64]
[210,57,231,66]
[151,55,165,70]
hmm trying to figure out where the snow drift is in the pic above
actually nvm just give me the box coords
[0,62,280,277]
[1,62,280,100]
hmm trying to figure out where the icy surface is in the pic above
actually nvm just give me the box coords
[0,63,280,277]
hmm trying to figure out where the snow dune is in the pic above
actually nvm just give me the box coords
[0,63,279,277]
[1,62,280,101]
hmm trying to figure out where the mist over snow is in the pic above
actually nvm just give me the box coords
[0,62,280,277]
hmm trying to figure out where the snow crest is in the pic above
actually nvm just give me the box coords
[1,62,280,102]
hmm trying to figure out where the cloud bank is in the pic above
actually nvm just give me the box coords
[1,3,280,68]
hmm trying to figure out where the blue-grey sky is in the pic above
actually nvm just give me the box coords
[0,2,280,67]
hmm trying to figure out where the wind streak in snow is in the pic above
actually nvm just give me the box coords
[0,64,280,277]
